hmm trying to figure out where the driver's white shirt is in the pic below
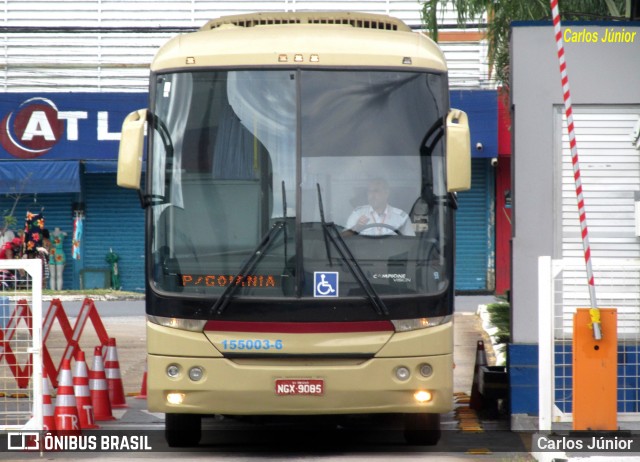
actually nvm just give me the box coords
[346,205,415,236]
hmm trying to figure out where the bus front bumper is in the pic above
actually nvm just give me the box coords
[147,353,453,415]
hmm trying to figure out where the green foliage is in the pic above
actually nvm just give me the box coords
[420,0,630,87]
[3,213,17,230]
[420,0,441,43]
[487,302,510,344]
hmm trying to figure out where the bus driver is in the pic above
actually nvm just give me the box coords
[346,178,415,236]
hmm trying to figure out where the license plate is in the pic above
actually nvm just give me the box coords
[275,379,324,396]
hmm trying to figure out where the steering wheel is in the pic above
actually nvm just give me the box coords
[356,222,401,236]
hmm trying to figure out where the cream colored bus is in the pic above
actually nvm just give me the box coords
[117,11,470,447]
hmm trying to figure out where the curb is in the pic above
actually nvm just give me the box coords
[43,293,145,302]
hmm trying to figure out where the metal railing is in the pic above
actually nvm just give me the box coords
[539,256,640,430]
[0,259,43,431]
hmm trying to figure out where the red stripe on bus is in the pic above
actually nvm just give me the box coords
[204,320,394,333]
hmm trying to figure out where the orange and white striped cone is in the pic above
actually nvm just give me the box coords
[73,350,99,429]
[42,375,56,432]
[89,346,116,421]
[135,360,147,399]
[54,358,81,434]
[104,338,128,408]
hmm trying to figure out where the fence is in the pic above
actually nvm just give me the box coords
[538,256,640,430]
[0,259,43,430]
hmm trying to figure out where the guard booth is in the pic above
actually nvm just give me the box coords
[510,21,640,430]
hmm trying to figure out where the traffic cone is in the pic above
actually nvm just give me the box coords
[135,360,147,399]
[54,358,81,434]
[104,338,128,408]
[469,340,488,411]
[42,375,56,431]
[73,350,99,429]
[89,345,116,421]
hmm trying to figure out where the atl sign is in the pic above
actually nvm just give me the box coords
[0,93,147,160]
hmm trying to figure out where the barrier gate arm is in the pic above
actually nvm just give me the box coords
[550,0,602,340]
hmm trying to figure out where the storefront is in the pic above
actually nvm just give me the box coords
[0,93,147,291]
[452,89,498,292]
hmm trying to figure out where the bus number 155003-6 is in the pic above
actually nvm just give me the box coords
[221,339,283,351]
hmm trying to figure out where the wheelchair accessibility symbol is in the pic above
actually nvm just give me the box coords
[314,272,338,297]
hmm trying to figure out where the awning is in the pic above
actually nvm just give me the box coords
[83,160,117,173]
[0,160,80,194]
[83,160,145,174]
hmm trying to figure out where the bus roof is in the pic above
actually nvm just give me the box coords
[151,11,447,73]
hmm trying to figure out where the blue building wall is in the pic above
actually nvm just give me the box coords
[509,342,640,416]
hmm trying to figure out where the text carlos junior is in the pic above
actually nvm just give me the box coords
[536,434,635,452]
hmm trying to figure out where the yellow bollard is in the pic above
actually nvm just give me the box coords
[572,308,617,431]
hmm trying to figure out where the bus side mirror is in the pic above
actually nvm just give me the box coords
[446,109,471,192]
[117,109,147,190]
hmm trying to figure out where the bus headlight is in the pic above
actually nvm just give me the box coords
[167,364,181,378]
[149,315,207,332]
[167,392,185,405]
[391,315,452,332]
[414,390,433,403]
[188,366,204,382]
[419,363,433,378]
[395,366,411,381]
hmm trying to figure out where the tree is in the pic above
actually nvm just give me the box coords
[421,0,632,88]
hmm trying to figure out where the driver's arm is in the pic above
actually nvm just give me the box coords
[346,206,369,233]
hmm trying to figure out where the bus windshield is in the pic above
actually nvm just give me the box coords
[149,69,451,316]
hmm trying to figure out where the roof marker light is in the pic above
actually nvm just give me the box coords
[278,54,288,62]
[402,57,412,65]
[294,54,304,62]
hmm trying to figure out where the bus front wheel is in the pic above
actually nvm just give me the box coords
[403,413,441,445]
[165,413,201,447]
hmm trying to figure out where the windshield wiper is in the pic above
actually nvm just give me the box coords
[209,181,289,316]
[316,184,389,317]
[210,221,285,316]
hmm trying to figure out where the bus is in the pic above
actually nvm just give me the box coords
[117,11,470,447]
